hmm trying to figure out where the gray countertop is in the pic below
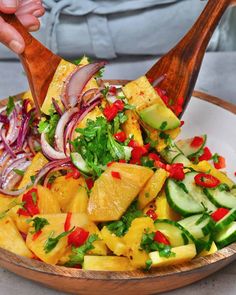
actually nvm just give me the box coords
[0,52,236,295]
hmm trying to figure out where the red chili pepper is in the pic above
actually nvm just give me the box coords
[144,143,151,151]
[68,227,89,247]
[109,86,117,95]
[65,167,81,179]
[128,139,139,148]
[213,156,226,170]
[64,212,72,232]
[85,178,94,190]
[107,161,116,167]
[113,100,125,111]
[172,104,183,116]
[103,104,119,121]
[180,120,185,127]
[211,208,229,222]
[154,231,170,245]
[234,171,236,177]
[146,209,158,221]
[111,171,121,179]
[32,230,42,241]
[191,136,204,148]
[148,153,160,161]
[166,163,185,181]
[194,173,220,188]
[114,131,126,142]
[119,159,126,163]
[47,183,52,190]
[154,160,166,169]
[131,146,148,162]
[18,188,39,216]
[199,147,212,161]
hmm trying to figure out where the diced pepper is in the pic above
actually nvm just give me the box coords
[154,231,170,245]
[199,147,212,161]
[166,163,185,181]
[211,208,230,222]
[107,161,116,167]
[194,173,220,188]
[85,178,94,190]
[17,188,40,216]
[114,131,126,143]
[213,156,226,170]
[131,146,149,163]
[111,171,121,179]
[65,167,81,179]
[148,153,160,161]
[109,86,117,95]
[103,104,119,121]
[180,120,185,127]
[191,136,204,148]
[32,230,42,241]
[113,100,125,111]
[64,212,72,232]
[68,227,89,247]
[128,139,139,148]
[146,209,158,221]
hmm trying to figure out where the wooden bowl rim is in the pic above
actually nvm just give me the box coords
[0,84,236,281]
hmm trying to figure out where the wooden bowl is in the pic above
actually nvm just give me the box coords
[0,87,236,295]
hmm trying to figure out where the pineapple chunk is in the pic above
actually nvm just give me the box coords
[101,226,128,256]
[138,168,169,209]
[41,56,99,115]
[190,161,234,188]
[0,194,17,213]
[122,110,143,145]
[198,242,218,257]
[0,216,32,258]
[155,190,181,221]
[37,185,61,214]
[77,107,103,129]
[51,175,86,212]
[21,90,34,107]
[122,76,165,112]
[65,186,88,213]
[123,217,155,268]
[18,152,48,189]
[83,256,135,271]
[88,163,153,222]
[149,244,196,267]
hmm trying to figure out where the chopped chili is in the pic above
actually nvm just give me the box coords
[113,100,125,111]
[213,156,226,170]
[65,167,81,179]
[148,153,160,162]
[85,178,94,190]
[190,136,204,148]
[199,147,212,161]
[111,171,121,179]
[154,231,170,245]
[146,209,158,221]
[103,104,119,121]
[194,173,220,188]
[211,208,229,222]
[68,227,89,247]
[17,188,39,216]
[166,163,185,181]
[32,230,42,241]
[64,212,72,232]
[114,131,126,142]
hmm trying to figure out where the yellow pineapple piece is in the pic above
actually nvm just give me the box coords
[122,110,143,145]
[0,216,32,258]
[83,256,135,271]
[88,163,153,222]
[37,185,61,214]
[51,175,86,212]
[123,217,155,268]
[41,56,99,115]
[66,186,88,213]
[138,168,169,209]
[0,194,17,214]
[18,152,48,189]
[101,226,128,256]
[155,190,181,221]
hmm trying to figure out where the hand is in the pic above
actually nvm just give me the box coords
[0,0,45,54]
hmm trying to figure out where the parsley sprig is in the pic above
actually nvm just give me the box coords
[6,96,15,115]
[27,217,49,234]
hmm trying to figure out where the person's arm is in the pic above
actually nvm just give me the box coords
[0,0,44,54]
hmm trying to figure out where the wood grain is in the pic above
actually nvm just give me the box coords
[146,0,231,116]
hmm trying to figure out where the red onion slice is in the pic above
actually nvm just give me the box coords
[0,129,16,158]
[0,186,28,197]
[5,109,20,145]
[41,132,67,160]
[52,98,63,116]
[61,62,106,109]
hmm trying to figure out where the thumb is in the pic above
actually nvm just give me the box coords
[0,0,19,14]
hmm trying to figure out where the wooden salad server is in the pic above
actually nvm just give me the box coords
[145,0,231,116]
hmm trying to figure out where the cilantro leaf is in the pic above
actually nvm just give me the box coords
[145,259,153,271]
[27,217,49,233]
[6,96,15,115]
[0,200,25,219]
[212,153,219,163]
[65,234,99,267]
[160,121,168,131]
[13,169,25,176]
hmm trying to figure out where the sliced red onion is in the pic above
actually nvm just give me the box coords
[52,98,63,116]
[61,61,106,109]
[0,186,28,197]
[41,132,67,160]
[34,158,71,185]
[17,108,36,149]
[5,109,20,145]
[82,91,102,109]
[27,136,41,155]
[152,74,167,88]
[0,114,8,124]
[43,164,72,187]
[0,129,16,158]
[55,107,79,153]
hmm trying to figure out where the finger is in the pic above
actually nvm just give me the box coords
[0,16,24,53]
[17,13,40,31]
[16,2,44,17]
[0,0,19,14]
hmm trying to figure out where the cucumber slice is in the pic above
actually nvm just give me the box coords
[175,135,207,158]
[171,154,191,166]
[215,208,236,232]
[154,219,193,247]
[196,234,213,253]
[204,187,236,209]
[181,172,217,212]
[165,179,204,217]
[178,214,215,240]
[215,221,236,248]
[160,145,182,164]
[71,152,92,174]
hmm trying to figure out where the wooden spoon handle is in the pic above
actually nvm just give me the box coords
[0,13,61,111]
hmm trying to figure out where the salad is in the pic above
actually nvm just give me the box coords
[0,56,235,271]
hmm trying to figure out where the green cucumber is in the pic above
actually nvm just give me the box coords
[196,234,213,253]
[171,153,191,166]
[204,187,236,209]
[175,135,207,158]
[160,145,182,164]
[178,214,215,240]
[181,172,217,212]
[154,219,193,247]
[215,208,236,232]
[215,221,236,248]
[165,179,204,217]
[71,152,92,174]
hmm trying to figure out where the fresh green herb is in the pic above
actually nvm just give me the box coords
[31,192,37,205]
[140,232,175,258]
[65,234,99,267]
[13,169,25,176]
[145,137,158,149]
[145,259,152,271]
[95,67,105,78]
[0,200,24,219]
[124,103,135,110]
[72,56,83,65]
[30,175,36,184]
[106,202,143,237]
[159,132,172,145]
[141,156,154,168]
[176,181,189,194]
[218,183,230,192]
[212,153,219,163]
[6,96,15,115]
[160,121,168,131]
[101,86,109,98]
[27,217,49,234]
[44,227,75,254]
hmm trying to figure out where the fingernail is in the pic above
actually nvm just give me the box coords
[9,40,24,54]
[28,25,39,32]
[33,10,43,17]
[1,0,18,8]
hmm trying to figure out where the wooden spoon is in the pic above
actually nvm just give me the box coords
[0,13,61,113]
[145,0,231,116]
